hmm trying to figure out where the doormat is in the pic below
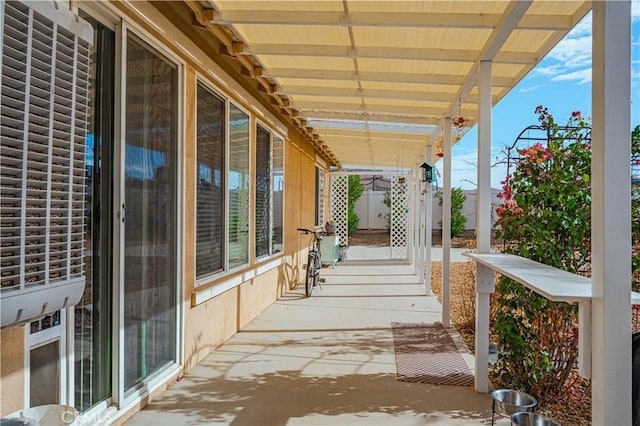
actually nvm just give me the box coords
[391,322,474,386]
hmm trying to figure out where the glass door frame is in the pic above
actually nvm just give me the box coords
[113,20,185,408]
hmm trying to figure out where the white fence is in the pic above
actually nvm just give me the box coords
[354,188,501,230]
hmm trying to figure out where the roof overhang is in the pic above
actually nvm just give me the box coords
[180,0,591,168]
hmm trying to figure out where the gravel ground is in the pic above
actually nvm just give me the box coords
[431,261,591,426]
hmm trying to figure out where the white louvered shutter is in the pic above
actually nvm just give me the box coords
[1,1,92,328]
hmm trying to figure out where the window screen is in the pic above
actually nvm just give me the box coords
[228,104,249,269]
[255,125,271,258]
[272,136,284,253]
[196,83,225,277]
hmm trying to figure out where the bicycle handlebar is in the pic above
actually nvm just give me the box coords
[297,228,326,238]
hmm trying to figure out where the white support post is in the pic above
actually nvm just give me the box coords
[425,145,433,296]
[415,164,423,278]
[591,2,632,425]
[442,119,452,327]
[578,300,592,379]
[420,169,425,282]
[474,60,494,393]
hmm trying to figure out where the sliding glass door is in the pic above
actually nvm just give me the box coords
[75,10,114,412]
[123,34,178,392]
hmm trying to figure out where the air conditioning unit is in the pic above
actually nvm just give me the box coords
[1,1,93,328]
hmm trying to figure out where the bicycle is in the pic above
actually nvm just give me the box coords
[297,228,326,296]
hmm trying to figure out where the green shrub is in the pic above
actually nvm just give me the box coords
[437,187,467,238]
[348,175,363,235]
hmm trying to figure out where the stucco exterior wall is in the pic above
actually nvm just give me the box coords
[0,326,24,414]
[0,0,329,418]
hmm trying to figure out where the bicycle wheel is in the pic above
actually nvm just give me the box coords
[305,254,316,297]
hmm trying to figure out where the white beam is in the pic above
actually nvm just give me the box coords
[296,100,477,119]
[425,145,433,296]
[213,10,502,28]
[279,85,480,103]
[415,163,423,278]
[330,145,423,154]
[248,43,538,65]
[591,2,632,425]
[267,68,514,87]
[212,9,572,30]
[442,118,452,328]
[321,137,429,147]
[305,111,440,125]
[432,1,533,143]
[318,128,431,141]
[481,1,534,61]
[475,60,494,394]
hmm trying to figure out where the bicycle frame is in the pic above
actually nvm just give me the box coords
[297,228,324,296]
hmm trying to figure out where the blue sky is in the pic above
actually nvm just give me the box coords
[438,2,640,190]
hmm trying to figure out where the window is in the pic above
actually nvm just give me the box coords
[196,83,225,277]
[272,136,284,253]
[75,10,114,412]
[315,167,325,226]
[228,104,250,269]
[255,126,284,258]
[123,33,178,392]
[255,125,271,258]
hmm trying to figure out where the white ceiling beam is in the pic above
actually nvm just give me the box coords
[306,111,439,125]
[268,68,463,85]
[251,44,474,62]
[297,100,477,118]
[431,0,533,142]
[247,43,537,65]
[266,68,514,87]
[318,128,428,141]
[322,135,429,145]
[333,146,424,155]
[213,10,501,27]
[280,85,487,104]
[211,9,572,30]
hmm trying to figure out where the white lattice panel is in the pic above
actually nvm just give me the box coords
[330,175,348,246]
[391,175,409,259]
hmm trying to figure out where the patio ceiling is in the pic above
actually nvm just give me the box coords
[187,0,590,170]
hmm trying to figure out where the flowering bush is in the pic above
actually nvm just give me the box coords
[632,125,640,292]
[492,107,591,400]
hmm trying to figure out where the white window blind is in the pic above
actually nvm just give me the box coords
[0,1,92,328]
[195,83,225,278]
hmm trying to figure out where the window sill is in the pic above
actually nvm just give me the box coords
[192,255,285,306]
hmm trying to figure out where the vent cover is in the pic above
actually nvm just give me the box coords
[1,1,92,328]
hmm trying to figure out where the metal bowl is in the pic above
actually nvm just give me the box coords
[511,412,561,426]
[492,389,537,417]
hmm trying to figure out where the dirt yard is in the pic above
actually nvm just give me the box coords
[348,229,476,248]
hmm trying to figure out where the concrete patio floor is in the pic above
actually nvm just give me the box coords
[124,261,495,426]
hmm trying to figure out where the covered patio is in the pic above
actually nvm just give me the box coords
[124,261,493,425]
[0,1,634,424]
[144,1,631,424]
